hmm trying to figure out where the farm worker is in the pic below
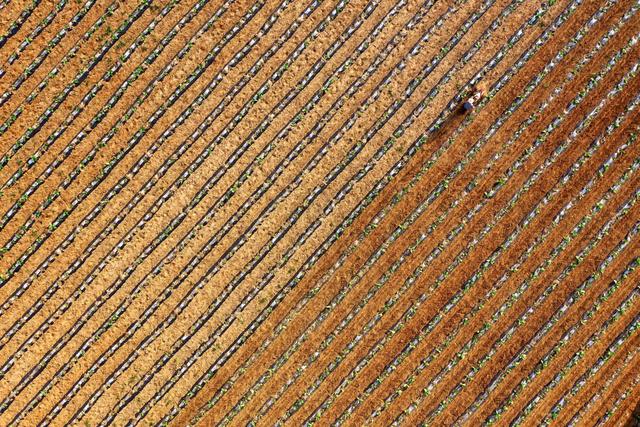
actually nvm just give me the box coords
[463,83,486,111]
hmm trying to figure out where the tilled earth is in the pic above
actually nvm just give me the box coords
[0,0,638,425]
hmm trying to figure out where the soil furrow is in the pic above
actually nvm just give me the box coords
[0,0,242,331]
[376,25,640,422]
[236,2,636,424]
[55,1,452,424]
[283,44,640,427]
[0,0,104,116]
[0,0,284,420]
[560,310,640,425]
[0,0,46,55]
[82,0,438,424]
[344,49,640,427]
[6,0,631,422]
[171,1,524,424]
[0,0,73,79]
[0,0,257,348]
[0,0,116,135]
[0,0,145,166]
[416,201,640,425]
[5,1,382,424]
[0,0,204,257]
[556,327,640,425]
[239,1,577,423]
[347,104,640,425]
[168,0,602,421]
[513,262,640,426]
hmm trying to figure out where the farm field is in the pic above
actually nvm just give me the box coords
[0,0,639,425]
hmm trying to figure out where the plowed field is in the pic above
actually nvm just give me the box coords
[0,0,638,425]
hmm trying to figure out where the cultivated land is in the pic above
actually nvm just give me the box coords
[0,0,639,425]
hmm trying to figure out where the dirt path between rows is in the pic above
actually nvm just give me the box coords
[0,0,60,64]
[436,89,640,424]
[350,103,640,425]
[171,0,606,422]
[558,304,640,426]
[7,1,384,424]
[247,1,587,423]
[0,0,114,118]
[0,0,260,343]
[556,331,640,425]
[516,264,640,425]
[298,45,640,427]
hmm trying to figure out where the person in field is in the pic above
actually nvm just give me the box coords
[463,83,486,111]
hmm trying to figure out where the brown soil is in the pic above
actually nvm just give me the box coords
[0,0,260,344]
[0,0,142,173]
[110,0,448,423]
[7,0,390,424]
[321,48,640,427]
[0,0,63,64]
[0,0,275,414]
[425,73,640,426]
[182,0,615,423]
[44,0,395,423]
[351,103,640,426]
[551,308,640,427]
[0,0,115,117]
[556,335,640,425]
[0,0,212,267]
[0,0,637,424]
[247,0,577,423]
[517,266,640,426]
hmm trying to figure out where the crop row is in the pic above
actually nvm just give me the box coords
[5,1,372,414]
[0,0,287,411]
[592,348,640,425]
[354,93,639,426]
[172,0,592,422]
[370,10,640,424]
[0,0,144,156]
[0,0,246,287]
[300,3,640,424]
[0,0,236,340]
[425,110,640,425]
[0,0,180,236]
[5,0,67,67]
[396,153,639,426]
[3,0,635,423]
[452,66,640,425]
[565,319,640,425]
[168,0,588,422]
[148,0,539,422]
[312,57,640,426]
[0,0,267,413]
[0,0,109,135]
[3,0,376,422]
[86,0,520,422]
[220,0,619,422]
[478,147,640,424]
[475,205,639,425]
[0,0,236,291]
[57,0,444,422]
[522,258,640,425]
[0,1,181,250]
[0,0,180,194]
[97,0,425,421]
[151,0,482,422]
[0,0,42,51]
[0,0,98,109]
[243,2,595,421]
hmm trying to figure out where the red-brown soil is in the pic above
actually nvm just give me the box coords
[0,0,638,425]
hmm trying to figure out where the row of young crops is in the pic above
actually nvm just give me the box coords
[0,0,638,425]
